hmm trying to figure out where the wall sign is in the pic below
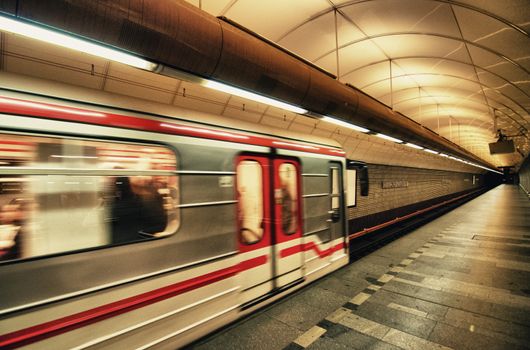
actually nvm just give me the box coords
[381,181,408,189]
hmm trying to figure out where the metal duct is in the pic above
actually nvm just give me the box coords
[0,0,495,169]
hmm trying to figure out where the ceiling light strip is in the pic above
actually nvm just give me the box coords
[321,116,370,133]
[424,149,439,154]
[404,143,423,150]
[421,148,501,174]
[0,14,158,71]
[376,133,402,143]
[203,80,308,115]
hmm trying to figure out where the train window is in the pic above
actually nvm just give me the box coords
[359,166,369,196]
[237,160,264,244]
[279,163,298,234]
[0,133,178,262]
[331,167,340,210]
[346,169,356,206]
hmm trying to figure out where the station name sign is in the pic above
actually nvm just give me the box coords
[381,181,409,189]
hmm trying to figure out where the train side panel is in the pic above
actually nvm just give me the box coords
[0,99,348,349]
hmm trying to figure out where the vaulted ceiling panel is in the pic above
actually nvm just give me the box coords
[278,11,338,62]
[334,41,388,77]
[339,0,459,37]
[341,61,390,88]
[455,6,530,71]
[221,0,330,42]
[371,35,464,59]
[396,58,477,78]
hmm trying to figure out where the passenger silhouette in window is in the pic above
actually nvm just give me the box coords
[110,175,167,244]
[0,202,27,260]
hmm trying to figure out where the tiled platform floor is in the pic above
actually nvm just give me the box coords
[190,185,530,350]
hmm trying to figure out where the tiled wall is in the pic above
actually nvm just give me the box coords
[348,164,482,223]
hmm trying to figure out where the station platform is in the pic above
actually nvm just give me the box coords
[188,184,530,350]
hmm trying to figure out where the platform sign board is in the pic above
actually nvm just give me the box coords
[488,140,515,154]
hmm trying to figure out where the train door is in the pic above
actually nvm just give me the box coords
[273,158,304,288]
[303,161,347,278]
[236,156,303,306]
[236,155,274,304]
[328,161,347,259]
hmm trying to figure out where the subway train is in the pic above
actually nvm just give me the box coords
[0,88,353,349]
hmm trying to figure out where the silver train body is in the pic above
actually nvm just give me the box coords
[0,89,350,349]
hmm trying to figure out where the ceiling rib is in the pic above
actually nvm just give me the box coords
[435,0,529,36]
[277,0,529,44]
[276,5,336,42]
[405,101,523,137]
[393,94,506,117]
[219,0,239,17]
[313,32,530,76]
[382,85,517,120]
[341,56,530,101]
[448,4,492,122]
[360,73,530,129]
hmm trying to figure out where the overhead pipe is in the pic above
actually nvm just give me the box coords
[0,0,496,169]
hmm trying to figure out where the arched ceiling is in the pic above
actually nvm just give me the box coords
[187,0,530,168]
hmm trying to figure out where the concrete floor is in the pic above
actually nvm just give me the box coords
[189,185,530,350]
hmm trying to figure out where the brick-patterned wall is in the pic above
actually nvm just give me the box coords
[348,164,482,230]
[519,156,530,196]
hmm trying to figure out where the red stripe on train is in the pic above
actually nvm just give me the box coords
[0,255,267,349]
[0,96,345,157]
[280,241,345,258]
[0,140,35,146]
[0,148,33,152]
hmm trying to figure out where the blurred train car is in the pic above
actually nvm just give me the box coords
[0,88,351,349]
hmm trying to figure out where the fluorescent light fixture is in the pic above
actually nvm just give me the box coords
[424,149,439,154]
[203,80,308,115]
[442,157,502,174]
[376,133,403,143]
[0,14,158,71]
[439,153,449,157]
[321,116,370,133]
[404,143,423,150]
